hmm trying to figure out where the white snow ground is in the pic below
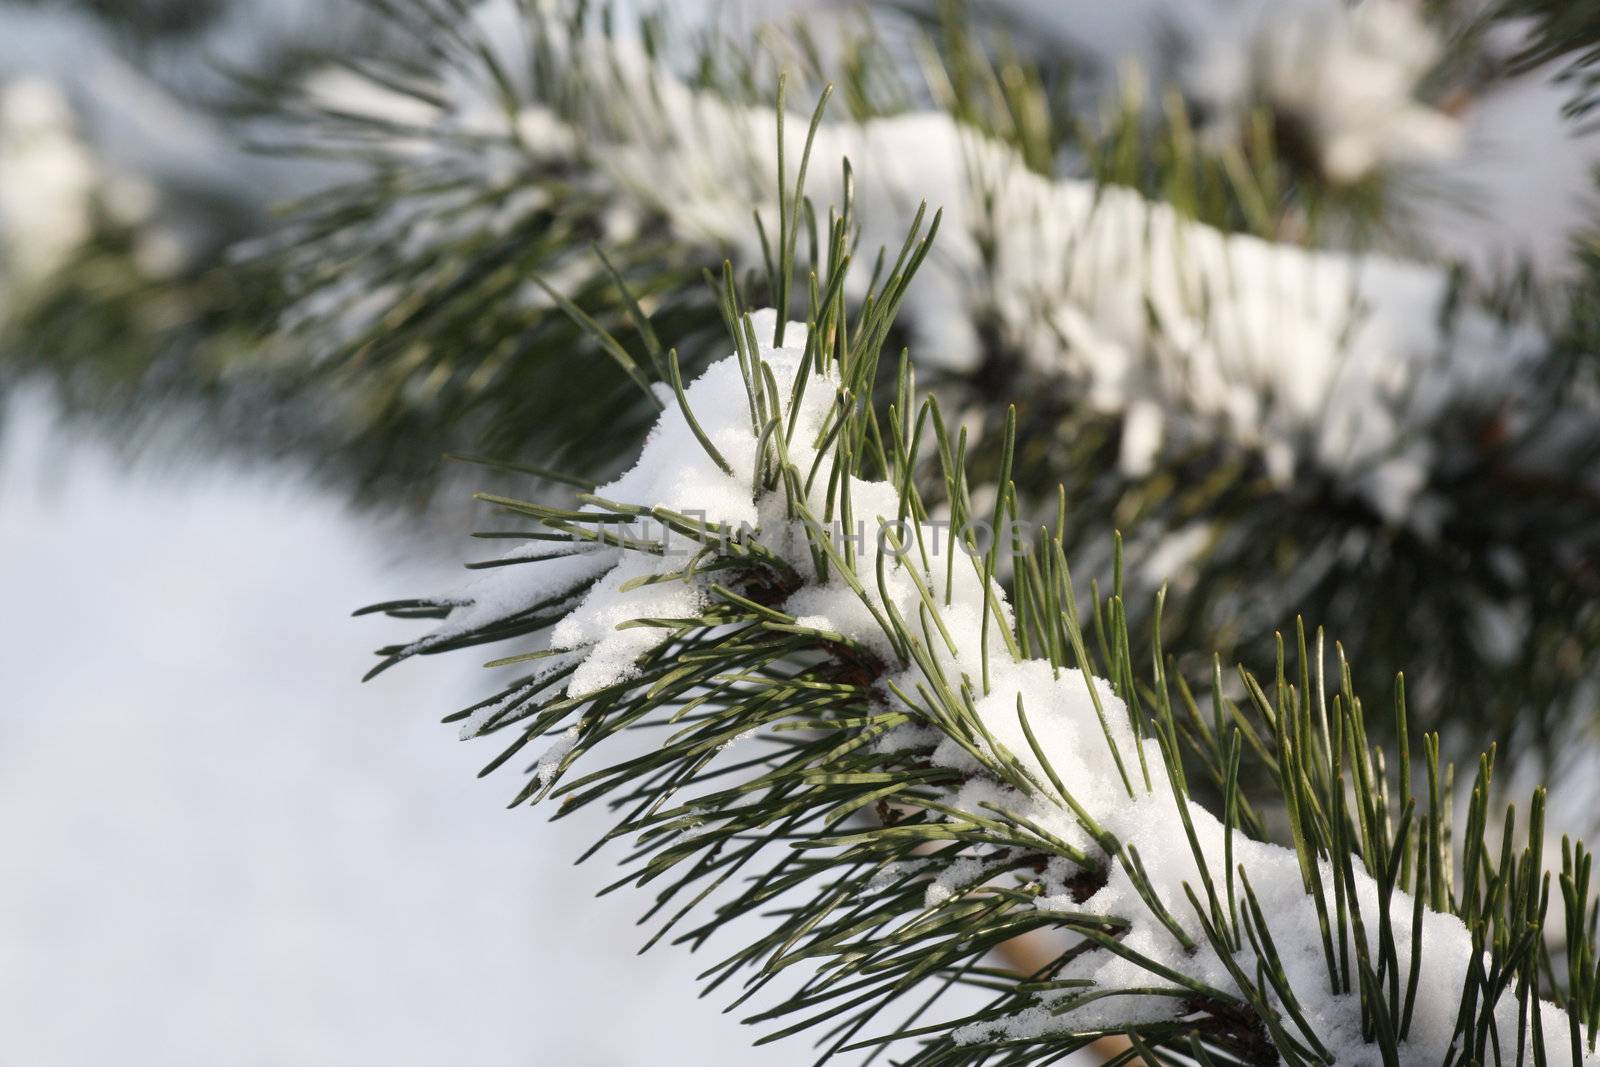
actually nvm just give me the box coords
[0,391,828,1067]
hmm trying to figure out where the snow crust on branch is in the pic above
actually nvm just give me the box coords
[417,312,1595,1064]
[588,72,1533,526]
[292,0,1541,525]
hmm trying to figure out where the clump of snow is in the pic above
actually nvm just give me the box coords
[0,79,97,290]
[425,317,1596,1063]
[925,854,996,908]
[1187,0,1462,184]
[530,724,582,787]
[414,310,825,696]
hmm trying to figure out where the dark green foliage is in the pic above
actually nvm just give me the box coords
[8,0,228,40]
[1501,0,1600,116]
[363,188,1600,1062]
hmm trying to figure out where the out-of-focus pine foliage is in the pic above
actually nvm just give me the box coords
[7,0,226,40]
[4,0,1600,776]
[1502,0,1600,116]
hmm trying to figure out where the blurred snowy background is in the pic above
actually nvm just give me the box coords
[2,0,1597,1063]
[0,3,851,1063]
[3,390,827,1066]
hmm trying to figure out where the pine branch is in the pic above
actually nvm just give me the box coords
[16,0,1599,791]
[364,166,1600,1062]
[236,0,1423,494]
[255,2,1597,705]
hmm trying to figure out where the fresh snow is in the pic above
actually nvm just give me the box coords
[411,310,815,694]
[425,315,1599,1064]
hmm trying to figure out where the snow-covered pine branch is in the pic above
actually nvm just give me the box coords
[309,0,1600,847]
[366,246,1600,1063]
[267,0,1546,526]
